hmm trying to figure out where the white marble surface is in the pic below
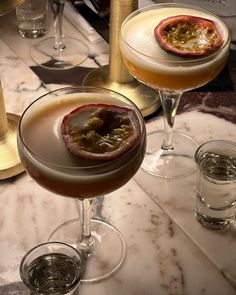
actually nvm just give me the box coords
[0,1,236,294]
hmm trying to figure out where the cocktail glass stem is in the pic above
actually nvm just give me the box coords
[75,198,95,255]
[31,0,89,69]
[51,0,66,51]
[159,90,182,150]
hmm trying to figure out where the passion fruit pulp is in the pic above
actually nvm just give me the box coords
[154,15,223,57]
[61,103,141,161]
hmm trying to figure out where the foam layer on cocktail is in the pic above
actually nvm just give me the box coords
[18,93,146,198]
[120,6,229,91]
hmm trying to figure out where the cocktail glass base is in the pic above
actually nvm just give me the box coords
[48,218,126,283]
[142,130,198,179]
[30,37,88,70]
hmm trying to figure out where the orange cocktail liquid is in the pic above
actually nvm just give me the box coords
[122,54,227,91]
[120,6,229,92]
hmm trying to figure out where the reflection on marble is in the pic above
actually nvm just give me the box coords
[0,1,236,294]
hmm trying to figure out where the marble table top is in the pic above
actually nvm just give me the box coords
[0,1,236,294]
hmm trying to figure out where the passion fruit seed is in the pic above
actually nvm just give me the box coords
[61,104,141,161]
[154,15,223,57]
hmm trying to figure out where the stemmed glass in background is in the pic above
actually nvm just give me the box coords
[120,3,230,179]
[17,86,146,283]
[31,0,88,70]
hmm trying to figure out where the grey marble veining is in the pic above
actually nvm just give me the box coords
[135,110,236,288]
[1,173,236,295]
[0,1,236,294]
[0,39,48,114]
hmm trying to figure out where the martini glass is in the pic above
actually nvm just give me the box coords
[17,86,146,283]
[120,3,230,179]
[30,0,88,70]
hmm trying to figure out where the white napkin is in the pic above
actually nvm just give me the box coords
[64,2,103,44]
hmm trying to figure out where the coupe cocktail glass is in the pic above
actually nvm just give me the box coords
[120,3,230,178]
[17,86,146,283]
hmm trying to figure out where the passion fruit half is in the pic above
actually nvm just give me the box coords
[154,15,223,57]
[61,103,141,161]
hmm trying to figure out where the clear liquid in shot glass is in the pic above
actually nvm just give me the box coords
[26,253,82,294]
[196,150,236,230]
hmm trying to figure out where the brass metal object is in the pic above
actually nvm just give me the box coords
[0,82,24,180]
[0,0,24,16]
[83,0,160,117]
[0,0,26,179]
[83,66,160,117]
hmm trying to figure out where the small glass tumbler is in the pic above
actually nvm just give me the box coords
[195,140,236,230]
[20,242,84,294]
[16,0,49,39]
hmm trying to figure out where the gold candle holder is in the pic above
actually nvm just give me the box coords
[0,81,24,180]
[0,0,26,179]
[0,0,27,180]
[83,0,160,117]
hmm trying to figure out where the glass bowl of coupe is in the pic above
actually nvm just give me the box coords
[17,86,146,283]
[120,2,230,179]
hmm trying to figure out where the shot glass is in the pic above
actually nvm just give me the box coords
[16,0,49,39]
[20,242,84,294]
[195,140,236,230]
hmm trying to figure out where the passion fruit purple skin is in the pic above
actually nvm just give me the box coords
[154,15,223,57]
[61,103,141,162]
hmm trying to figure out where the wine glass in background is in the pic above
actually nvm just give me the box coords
[120,3,230,179]
[17,86,146,283]
[30,0,88,70]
